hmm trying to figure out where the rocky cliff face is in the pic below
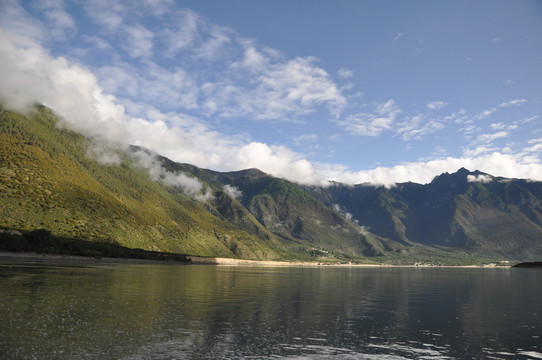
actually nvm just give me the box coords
[307,168,542,260]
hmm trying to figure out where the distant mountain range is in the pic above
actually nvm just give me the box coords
[306,168,542,261]
[1,105,541,264]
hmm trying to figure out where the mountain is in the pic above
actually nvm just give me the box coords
[0,105,285,260]
[0,105,396,262]
[307,168,542,261]
[1,105,541,264]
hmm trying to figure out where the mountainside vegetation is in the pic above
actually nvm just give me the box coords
[0,105,285,260]
[307,168,542,261]
[1,105,541,264]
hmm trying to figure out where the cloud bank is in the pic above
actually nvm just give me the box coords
[1,1,541,189]
[223,185,242,200]
[467,174,492,183]
[132,149,213,201]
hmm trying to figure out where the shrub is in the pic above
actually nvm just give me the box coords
[0,231,30,252]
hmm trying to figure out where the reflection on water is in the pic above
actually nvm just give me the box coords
[0,263,541,359]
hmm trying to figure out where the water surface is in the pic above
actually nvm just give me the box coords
[0,263,540,359]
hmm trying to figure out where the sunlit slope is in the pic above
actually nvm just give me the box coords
[0,105,400,262]
[136,160,404,260]
[0,106,283,259]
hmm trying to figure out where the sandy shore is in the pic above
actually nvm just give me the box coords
[0,251,509,267]
[187,256,384,267]
[0,252,380,266]
[187,256,507,268]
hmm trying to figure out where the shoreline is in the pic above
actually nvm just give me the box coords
[188,256,507,268]
[0,251,380,266]
[0,251,188,265]
[187,256,383,267]
[0,251,510,268]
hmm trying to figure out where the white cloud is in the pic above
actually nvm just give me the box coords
[426,101,447,111]
[516,115,539,126]
[0,30,327,186]
[432,146,448,156]
[473,99,528,121]
[132,149,213,201]
[396,115,444,141]
[44,9,75,33]
[2,3,541,191]
[230,142,319,184]
[205,56,347,121]
[233,42,268,72]
[254,57,347,119]
[467,174,492,183]
[524,138,542,153]
[194,25,232,60]
[323,152,542,187]
[463,145,497,157]
[97,62,200,111]
[446,108,467,123]
[340,99,400,136]
[293,133,318,146]
[0,28,213,200]
[34,0,76,42]
[86,141,122,166]
[83,35,112,51]
[476,131,508,144]
[0,0,46,46]
[338,68,353,79]
[490,122,505,130]
[124,24,154,58]
[83,0,126,32]
[463,130,510,159]
[82,2,353,123]
[2,28,542,190]
[525,144,542,153]
[460,125,481,136]
[140,0,174,15]
[473,108,498,121]
[0,28,127,140]
[75,5,347,122]
[223,184,242,199]
[500,99,527,107]
[163,9,199,56]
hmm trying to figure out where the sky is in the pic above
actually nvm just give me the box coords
[1,0,541,186]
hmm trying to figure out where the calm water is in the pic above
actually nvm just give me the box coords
[0,262,541,359]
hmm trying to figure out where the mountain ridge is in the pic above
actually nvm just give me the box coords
[306,167,542,260]
[1,105,541,264]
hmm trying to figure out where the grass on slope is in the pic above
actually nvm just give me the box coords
[0,105,283,260]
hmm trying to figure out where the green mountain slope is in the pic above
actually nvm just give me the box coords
[0,105,284,260]
[215,169,400,257]
[138,161,403,260]
[2,105,540,264]
[0,105,403,262]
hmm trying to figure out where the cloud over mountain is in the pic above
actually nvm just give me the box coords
[1,1,541,187]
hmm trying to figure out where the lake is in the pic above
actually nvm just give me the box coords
[0,262,541,359]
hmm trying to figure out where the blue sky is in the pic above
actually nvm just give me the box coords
[1,0,541,185]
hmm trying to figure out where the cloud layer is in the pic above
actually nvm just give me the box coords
[1,1,541,188]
